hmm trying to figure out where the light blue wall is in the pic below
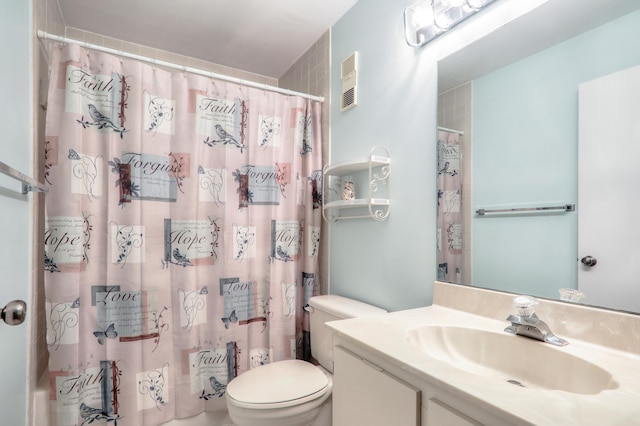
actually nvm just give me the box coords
[330,0,438,311]
[0,1,32,424]
[473,10,640,298]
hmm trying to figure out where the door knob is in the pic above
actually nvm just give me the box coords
[1,300,27,326]
[581,256,598,267]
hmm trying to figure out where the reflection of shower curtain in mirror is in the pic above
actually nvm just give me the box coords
[43,42,323,425]
[437,129,463,283]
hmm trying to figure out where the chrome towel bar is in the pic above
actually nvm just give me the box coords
[0,161,48,194]
[476,204,575,216]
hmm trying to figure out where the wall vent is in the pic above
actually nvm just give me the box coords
[340,52,358,112]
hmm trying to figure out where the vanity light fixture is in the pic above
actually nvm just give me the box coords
[404,0,497,48]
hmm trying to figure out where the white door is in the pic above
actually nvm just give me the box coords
[0,2,32,424]
[578,64,640,312]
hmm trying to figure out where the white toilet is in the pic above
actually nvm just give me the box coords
[225,295,387,426]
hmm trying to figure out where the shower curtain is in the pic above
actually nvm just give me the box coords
[43,42,323,426]
[437,129,463,283]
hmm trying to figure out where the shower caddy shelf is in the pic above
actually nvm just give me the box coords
[322,146,390,222]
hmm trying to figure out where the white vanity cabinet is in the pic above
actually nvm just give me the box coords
[332,346,420,425]
[332,341,517,426]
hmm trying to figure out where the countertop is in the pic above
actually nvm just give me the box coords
[327,304,640,425]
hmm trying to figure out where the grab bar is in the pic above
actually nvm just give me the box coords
[0,161,48,194]
[476,204,575,216]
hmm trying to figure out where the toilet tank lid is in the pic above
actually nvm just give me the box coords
[308,295,387,318]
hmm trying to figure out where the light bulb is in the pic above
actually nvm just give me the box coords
[464,0,484,10]
[411,2,434,28]
[434,12,451,30]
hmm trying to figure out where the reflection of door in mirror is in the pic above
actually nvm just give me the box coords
[437,83,472,285]
[578,64,640,313]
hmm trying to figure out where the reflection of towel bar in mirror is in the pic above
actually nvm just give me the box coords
[476,204,575,216]
[0,161,48,194]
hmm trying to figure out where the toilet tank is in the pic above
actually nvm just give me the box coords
[307,295,386,372]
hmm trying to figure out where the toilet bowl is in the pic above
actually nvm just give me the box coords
[225,295,386,426]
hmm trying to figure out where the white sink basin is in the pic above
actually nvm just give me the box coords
[406,325,618,395]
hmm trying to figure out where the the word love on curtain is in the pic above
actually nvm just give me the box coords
[437,129,464,284]
[43,42,323,426]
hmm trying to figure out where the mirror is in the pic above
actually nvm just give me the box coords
[436,0,640,313]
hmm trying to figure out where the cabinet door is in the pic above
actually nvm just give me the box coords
[333,346,420,426]
[427,399,482,426]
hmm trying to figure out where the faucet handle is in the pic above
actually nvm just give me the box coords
[512,295,538,317]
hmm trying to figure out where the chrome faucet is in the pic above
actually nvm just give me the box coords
[504,296,568,347]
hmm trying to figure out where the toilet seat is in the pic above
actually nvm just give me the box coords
[226,360,329,409]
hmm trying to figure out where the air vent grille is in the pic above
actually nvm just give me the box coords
[341,87,355,110]
[340,52,358,112]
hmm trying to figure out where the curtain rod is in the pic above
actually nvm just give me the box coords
[37,31,324,103]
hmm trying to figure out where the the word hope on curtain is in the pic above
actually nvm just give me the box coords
[43,42,323,426]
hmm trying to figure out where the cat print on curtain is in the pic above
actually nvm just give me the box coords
[43,43,323,426]
[437,129,464,284]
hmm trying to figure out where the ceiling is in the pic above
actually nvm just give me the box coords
[57,0,359,79]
